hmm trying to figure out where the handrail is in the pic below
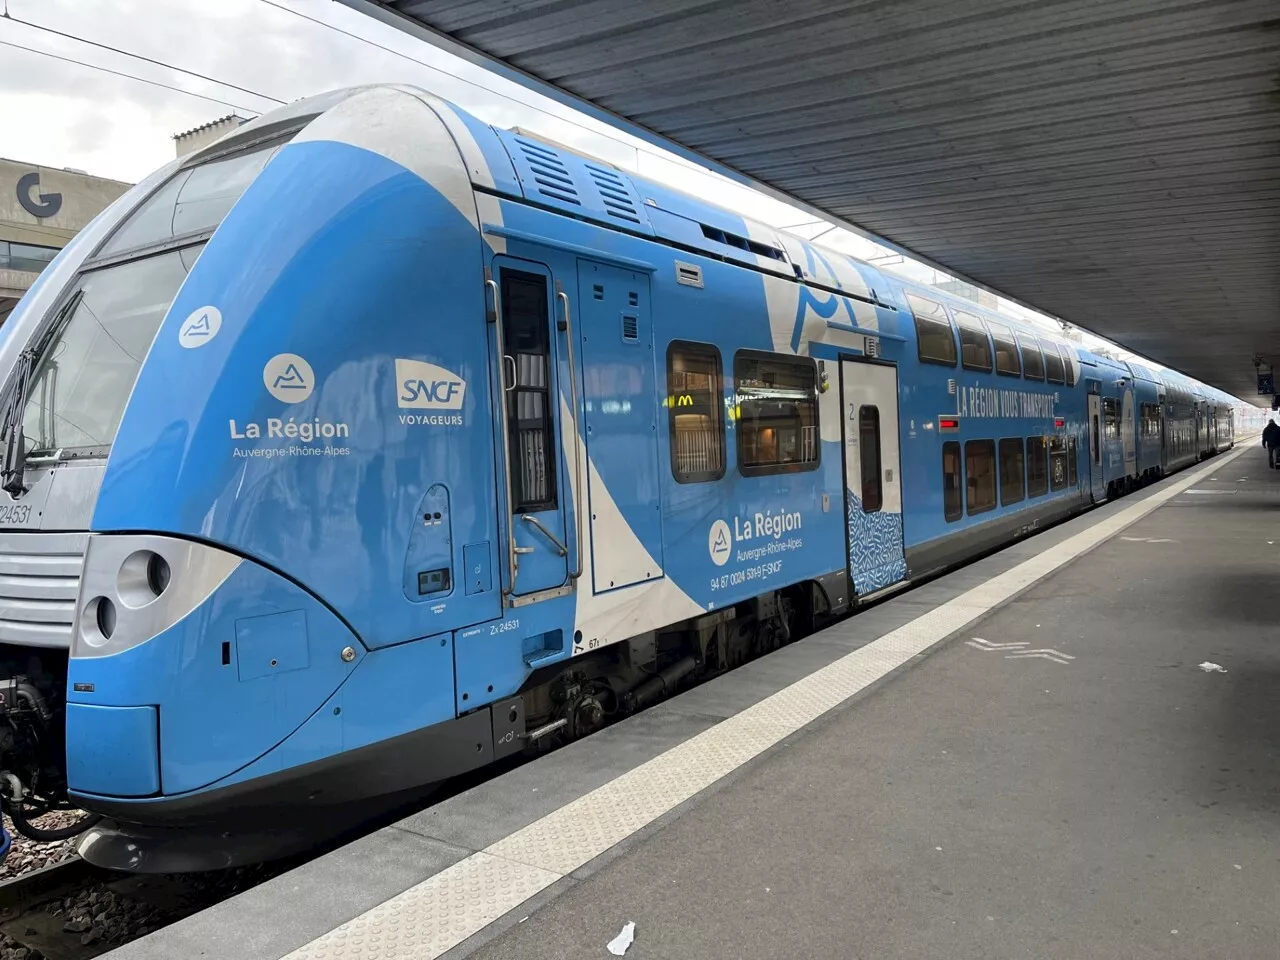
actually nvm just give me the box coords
[486,273,518,597]
[558,285,585,581]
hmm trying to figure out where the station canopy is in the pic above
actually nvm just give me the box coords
[343,0,1280,401]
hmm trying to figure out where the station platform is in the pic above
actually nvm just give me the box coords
[107,441,1279,960]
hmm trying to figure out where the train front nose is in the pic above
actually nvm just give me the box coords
[66,533,362,801]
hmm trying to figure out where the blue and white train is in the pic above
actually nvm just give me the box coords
[0,85,1255,870]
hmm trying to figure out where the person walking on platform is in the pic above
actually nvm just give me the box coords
[1262,418,1280,469]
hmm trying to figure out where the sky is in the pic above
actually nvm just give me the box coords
[0,0,1141,358]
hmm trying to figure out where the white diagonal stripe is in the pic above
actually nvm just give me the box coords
[966,639,1030,651]
[1006,652,1073,664]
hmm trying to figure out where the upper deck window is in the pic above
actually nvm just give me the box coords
[96,141,286,260]
[906,294,957,367]
[1041,339,1065,383]
[987,320,1021,377]
[954,310,993,373]
[1018,334,1045,381]
[1058,344,1077,386]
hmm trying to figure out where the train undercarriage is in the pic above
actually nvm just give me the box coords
[517,583,831,753]
[0,580,836,868]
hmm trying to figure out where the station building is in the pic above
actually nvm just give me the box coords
[0,159,131,324]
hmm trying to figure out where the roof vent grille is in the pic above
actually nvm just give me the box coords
[515,137,580,206]
[586,163,641,224]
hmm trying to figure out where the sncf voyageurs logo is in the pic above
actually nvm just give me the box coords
[396,358,466,426]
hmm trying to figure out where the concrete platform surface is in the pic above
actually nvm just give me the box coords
[466,445,1280,960]
[106,442,1279,960]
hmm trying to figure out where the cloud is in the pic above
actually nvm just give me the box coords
[0,0,393,180]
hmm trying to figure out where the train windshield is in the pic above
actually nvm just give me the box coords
[20,245,204,456]
[11,137,292,461]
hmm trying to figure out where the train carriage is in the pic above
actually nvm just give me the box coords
[0,84,1246,869]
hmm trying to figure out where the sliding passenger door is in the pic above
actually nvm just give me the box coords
[1087,388,1106,502]
[840,359,906,596]
[489,258,571,598]
[575,260,664,592]
[1157,394,1167,473]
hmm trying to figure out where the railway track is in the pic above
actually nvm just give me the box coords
[0,852,299,960]
[0,857,104,959]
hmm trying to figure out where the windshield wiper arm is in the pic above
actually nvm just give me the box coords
[0,290,83,497]
[0,349,36,496]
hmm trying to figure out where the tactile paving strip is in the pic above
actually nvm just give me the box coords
[280,853,560,960]
[283,449,1242,960]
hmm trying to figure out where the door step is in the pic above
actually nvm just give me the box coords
[856,578,913,606]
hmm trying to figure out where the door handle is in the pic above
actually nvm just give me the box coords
[521,514,568,557]
[502,355,517,392]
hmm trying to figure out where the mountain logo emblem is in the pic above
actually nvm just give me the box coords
[263,353,315,403]
[274,365,307,390]
[178,305,222,349]
[708,519,733,567]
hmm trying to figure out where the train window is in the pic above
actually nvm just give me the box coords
[500,270,558,513]
[97,141,288,260]
[1068,437,1078,486]
[954,310,993,373]
[1042,340,1065,384]
[943,441,962,521]
[965,440,997,515]
[907,293,957,367]
[1058,344,1077,386]
[1141,403,1161,439]
[999,438,1025,505]
[1027,436,1048,496]
[1103,398,1120,440]
[987,320,1021,377]
[667,342,725,484]
[734,351,819,476]
[1049,437,1068,491]
[858,406,883,512]
[1018,335,1045,380]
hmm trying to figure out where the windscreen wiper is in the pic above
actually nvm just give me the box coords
[0,290,83,497]
[0,348,36,496]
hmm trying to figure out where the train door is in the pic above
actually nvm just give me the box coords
[1162,394,1172,478]
[489,257,571,598]
[839,359,906,596]
[1121,387,1138,482]
[575,260,664,592]
[1087,387,1106,502]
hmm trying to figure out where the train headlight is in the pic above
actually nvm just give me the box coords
[147,553,172,596]
[72,535,241,659]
